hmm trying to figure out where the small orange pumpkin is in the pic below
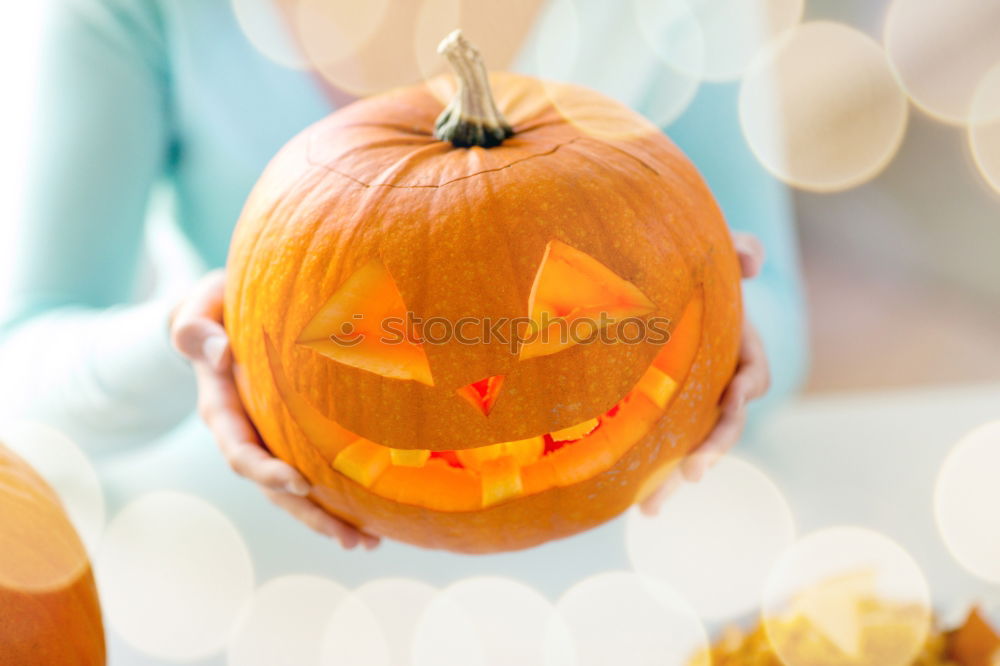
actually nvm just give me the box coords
[0,443,106,664]
[225,31,741,552]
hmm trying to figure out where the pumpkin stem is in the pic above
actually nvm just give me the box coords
[434,30,514,148]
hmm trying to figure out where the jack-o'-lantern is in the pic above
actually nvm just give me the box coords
[0,443,106,664]
[225,31,741,552]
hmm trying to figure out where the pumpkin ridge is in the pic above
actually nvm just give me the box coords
[572,134,709,323]
[310,135,438,170]
[255,165,385,456]
[263,175,339,358]
[230,181,289,353]
[325,121,435,138]
[372,141,458,187]
[571,136,661,177]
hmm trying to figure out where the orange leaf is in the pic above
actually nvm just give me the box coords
[948,607,1000,666]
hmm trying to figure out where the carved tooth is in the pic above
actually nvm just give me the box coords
[481,456,523,507]
[456,442,505,470]
[500,436,545,466]
[389,448,431,467]
[333,439,391,487]
[635,365,679,409]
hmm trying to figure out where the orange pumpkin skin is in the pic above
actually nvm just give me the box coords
[225,72,742,552]
[0,444,106,664]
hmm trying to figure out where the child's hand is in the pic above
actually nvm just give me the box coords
[640,232,771,515]
[170,270,380,550]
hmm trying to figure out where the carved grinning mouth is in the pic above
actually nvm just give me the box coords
[263,291,702,512]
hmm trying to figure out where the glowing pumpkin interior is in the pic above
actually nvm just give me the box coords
[268,240,703,511]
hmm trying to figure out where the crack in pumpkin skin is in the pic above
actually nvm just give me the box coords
[302,73,667,191]
[263,292,702,512]
[308,135,586,190]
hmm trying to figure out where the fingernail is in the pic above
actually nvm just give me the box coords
[285,479,310,496]
[203,336,228,370]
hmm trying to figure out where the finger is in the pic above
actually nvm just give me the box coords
[263,489,380,550]
[710,322,768,422]
[360,533,382,550]
[194,363,310,495]
[171,270,230,371]
[222,440,311,496]
[681,406,747,482]
[677,317,768,483]
[639,468,683,516]
[730,320,771,405]
[731,233,765,279]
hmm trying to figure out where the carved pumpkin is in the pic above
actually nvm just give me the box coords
[0,443,106,664]
[225,31,742,552]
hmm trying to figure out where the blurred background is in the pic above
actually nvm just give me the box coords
[1,0,997,393]
[795,1,1000,391]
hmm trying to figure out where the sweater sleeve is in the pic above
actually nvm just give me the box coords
[0,0,195,455]
[661,81,810,420]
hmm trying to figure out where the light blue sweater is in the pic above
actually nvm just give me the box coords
[0,0,807,452]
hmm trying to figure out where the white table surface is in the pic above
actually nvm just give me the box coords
[59,382,1000,664]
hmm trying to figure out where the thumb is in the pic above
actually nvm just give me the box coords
[170,270,230,370]
[731,233,765,279]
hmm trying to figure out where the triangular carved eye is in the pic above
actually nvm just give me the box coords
[297,261,434,386]
[520,240,656,360]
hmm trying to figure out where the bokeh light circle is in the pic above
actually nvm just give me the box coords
[294,0,396,96]
[321,592,391,666]
[0,420,105,556]
[739,21,908,192]
[885,0,1000,125]
[323,577,436,666]
[523,0,701,135]
[762,526,932,666]
[934,420,1000,583]
[626,456,795,620]
[97,491,254,662]
[228,575,351,666]
[520,0,583,83]
[230,0,310,69]
[634,0,804,81]
[413,0,461,99]
[969,65,1000,196]
[413,576,557,666]
[0,433,90,594]
[417,0,554,101]
[630,0,705,82]
[550,571,707,666]
[294,0,390,67]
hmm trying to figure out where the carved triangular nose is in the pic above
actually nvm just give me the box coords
[455,375,505,416]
